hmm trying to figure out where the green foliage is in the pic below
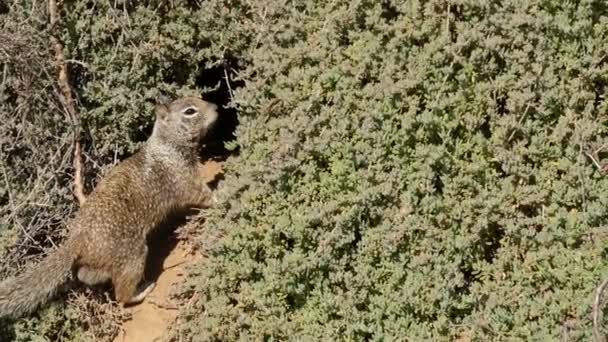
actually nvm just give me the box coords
[0,303,88,342]
[1,0,608,341]
[174,0,608,340]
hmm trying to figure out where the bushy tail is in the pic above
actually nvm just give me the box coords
[0,242,75,318]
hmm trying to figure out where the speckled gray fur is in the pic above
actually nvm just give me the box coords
[0,97,218,318]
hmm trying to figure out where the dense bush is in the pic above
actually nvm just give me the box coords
[175,0,608,340]
[1,0,608,341]
[0,2,74,273]
[0,2,95,339]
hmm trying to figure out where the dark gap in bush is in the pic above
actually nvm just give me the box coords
[278,231,295,252]
[447,304,473,326]
[601,247,608,259]
[354,3,372,31]
[185,0,204,10]
[354,299,369,313]
[0,82,18,108]
[349,224,363,252]
[326,305,342,320]
[597,149,608,164]
[456,254,475,290]
[273,172,293,193]
[359,69,379,89]
[519,203,539,220]
[451,3,465,20]
[495,93,507,116]
[433,173,444,195]
[479,222,504,263]
[0,188,7,207]
[311,151,329,171]
[0,2,8,15]
[337,25,351,47]
[415,91,428,118]
[166,59,199,85]
[591,1,608,23]
[2,142,29,164]
[286,287,308,311]
[380,1,399,21]
[354,329,373,341]
[67,62,89,97]
[196,57,243,160]
[78,132,102,194]
[492,50,507,74]
[426,119,443,146]
[455,262,474,303]
[479,116,492,140]
[592,76,606,112]
[253,245,266,264]
[0,318,16,341]
[490,158,507,179]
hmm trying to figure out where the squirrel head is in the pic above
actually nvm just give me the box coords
[151,97,219,147]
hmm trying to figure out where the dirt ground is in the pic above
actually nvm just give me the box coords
[111,240,196,342]
[112,159,222,342]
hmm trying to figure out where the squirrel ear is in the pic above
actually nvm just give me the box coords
[154,103,169,120]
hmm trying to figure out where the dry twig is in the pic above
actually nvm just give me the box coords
[594,277,608,342]
[224,65,234,102]
[585,143,608,174]
[507,103,532,143]
[48,0,86,205]
[148,299,178,310]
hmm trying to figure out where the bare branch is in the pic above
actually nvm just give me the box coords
[586,151,604,172]
[594,277,608,342]
[507,103,532,143]
[224,65,234,102]
[48,0,86,205]
[65,59,90,69]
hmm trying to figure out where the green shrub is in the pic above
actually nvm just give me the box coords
[172,0,608,340]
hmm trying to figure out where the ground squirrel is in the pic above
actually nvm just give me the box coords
[0,96,219,318]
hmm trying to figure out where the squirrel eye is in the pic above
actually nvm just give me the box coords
[183,107,197,116]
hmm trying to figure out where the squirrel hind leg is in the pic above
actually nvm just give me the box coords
[77,266,111,286]
[112,247,150,304]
